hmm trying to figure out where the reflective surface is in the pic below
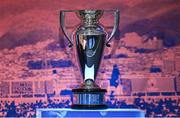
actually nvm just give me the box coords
[73,93,104,105]
[76,34,105,81]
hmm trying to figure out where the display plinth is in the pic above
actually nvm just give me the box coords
[36,108,145,118]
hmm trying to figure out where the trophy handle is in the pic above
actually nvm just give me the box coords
[104,10,120,47]
[60,10,75,47]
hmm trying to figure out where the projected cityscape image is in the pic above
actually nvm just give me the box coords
[0,0,180,117]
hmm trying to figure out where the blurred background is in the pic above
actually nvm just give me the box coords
[0,0,180,117]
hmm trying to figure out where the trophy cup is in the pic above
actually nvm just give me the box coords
[60,10,119,109]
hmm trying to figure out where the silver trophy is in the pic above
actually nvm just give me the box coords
[60,10,119,109]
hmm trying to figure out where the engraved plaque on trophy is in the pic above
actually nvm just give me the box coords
[60,10,119,109]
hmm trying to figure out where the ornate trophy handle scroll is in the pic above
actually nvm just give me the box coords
[104,9,120,47]
[60,10,75,47]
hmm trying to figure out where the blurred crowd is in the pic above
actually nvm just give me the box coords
[133,97,180,117]
[0,97,179,117]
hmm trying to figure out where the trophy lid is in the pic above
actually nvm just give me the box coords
[76,10,103,25]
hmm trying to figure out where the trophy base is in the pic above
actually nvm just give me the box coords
[72,88,107,109]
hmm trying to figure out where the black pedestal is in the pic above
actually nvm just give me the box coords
[72,88,107,109]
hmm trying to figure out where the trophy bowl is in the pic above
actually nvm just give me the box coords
[60,9,119,109]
